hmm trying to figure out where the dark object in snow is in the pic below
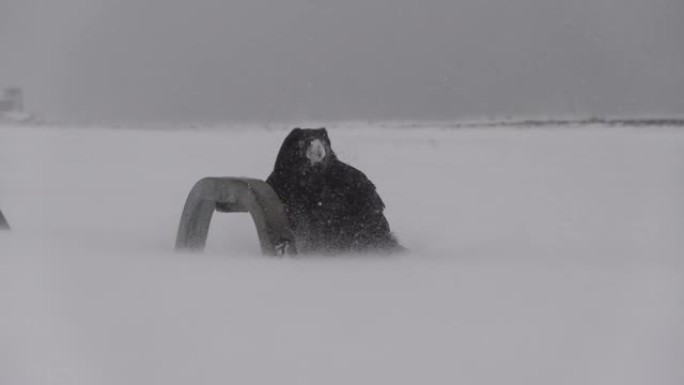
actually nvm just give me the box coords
[175,177,296,256]
[0,209,9,230]
[266,127,402,254]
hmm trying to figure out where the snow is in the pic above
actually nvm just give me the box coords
[1,123,683,384]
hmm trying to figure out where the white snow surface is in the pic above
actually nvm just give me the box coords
[1,123,683,384]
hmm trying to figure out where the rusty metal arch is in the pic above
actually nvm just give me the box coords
[174,177,296,256]
[0,209,9,231]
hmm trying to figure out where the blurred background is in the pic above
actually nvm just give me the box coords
[1,0,683,124]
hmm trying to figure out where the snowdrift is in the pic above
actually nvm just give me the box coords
[1,123,683,385]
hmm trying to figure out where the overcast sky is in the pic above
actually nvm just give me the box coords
[1,0,683,123]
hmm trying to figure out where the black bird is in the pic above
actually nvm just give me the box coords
[266,128,402,254]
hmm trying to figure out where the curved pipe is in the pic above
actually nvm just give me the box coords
[0,209,9,231]
[175,177,296,256]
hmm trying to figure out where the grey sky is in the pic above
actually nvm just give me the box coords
[1,0,683,123]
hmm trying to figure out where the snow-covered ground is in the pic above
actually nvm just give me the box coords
[1,123,683,384]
